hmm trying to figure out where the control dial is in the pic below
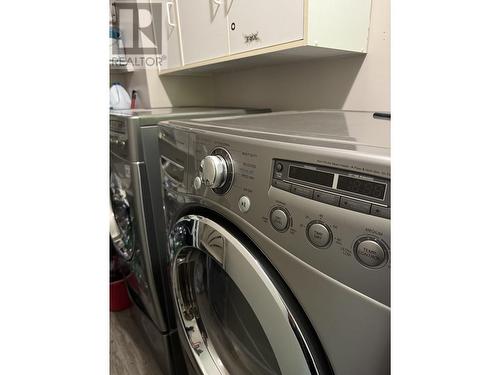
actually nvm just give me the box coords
[201,155,227,188]
[199,148,234,194]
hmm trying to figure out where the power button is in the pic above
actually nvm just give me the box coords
[238,196,251,213]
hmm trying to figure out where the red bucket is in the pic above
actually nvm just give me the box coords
[110,277,131,312]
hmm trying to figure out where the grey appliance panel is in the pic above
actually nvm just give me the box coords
[127,292,189,375]
[140,125,181,331]
[158,110,390,375]
[110,107,270,126]
[110,118,130,160]
[158,125,190,194]
[166,110,390,155]
[158,126,192,236]
[111,107,270,162]
[110,152,167,332]
[109,115,145,163]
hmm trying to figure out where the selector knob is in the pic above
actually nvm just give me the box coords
[197,148,234,194]
[200,155,227,188]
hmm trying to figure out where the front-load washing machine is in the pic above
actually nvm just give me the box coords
[109,107,269,374]
[158,110,390,375]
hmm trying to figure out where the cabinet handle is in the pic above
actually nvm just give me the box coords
[166,1,176,27]
[212,0,222,5]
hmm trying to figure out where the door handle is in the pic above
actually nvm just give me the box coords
[166,1,176,27]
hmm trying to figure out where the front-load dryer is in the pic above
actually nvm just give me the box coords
[159,110,390,375]
[109,107,269,374]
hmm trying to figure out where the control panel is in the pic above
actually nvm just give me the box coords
[185,131,390,306]
[110,119,128,147]
[271,159,390,219]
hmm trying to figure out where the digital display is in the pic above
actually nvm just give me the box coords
[337,176,386,199]
[288,166,334,187]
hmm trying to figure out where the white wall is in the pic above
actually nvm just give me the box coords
[148,73,215,108]
[210,0,390,112]
[110,69,216,108]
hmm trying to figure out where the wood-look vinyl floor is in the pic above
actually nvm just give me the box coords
[110,309,164,375]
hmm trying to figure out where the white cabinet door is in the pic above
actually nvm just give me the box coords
[227,0,304,54]
[159,0,183,70]
[177,0,229,65]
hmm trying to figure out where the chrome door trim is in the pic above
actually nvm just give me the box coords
[109,163,136,261]
[170,214,324,375]
[109,197,134,260]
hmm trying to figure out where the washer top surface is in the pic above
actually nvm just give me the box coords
[166,110,390,153]
[110,107,268,126]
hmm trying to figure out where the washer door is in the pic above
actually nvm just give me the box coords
[170,215,331,375]
[110,168,135,260]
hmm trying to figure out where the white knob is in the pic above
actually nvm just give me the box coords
[193,176,202,190]
[201,155,227,188]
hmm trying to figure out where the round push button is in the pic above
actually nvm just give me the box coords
[354,239,387,268]
[238,196,251,213]
[307,222,332,248]
[193,176,202,190]
[270,208,289,232]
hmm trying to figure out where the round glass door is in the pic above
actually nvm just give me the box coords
[170,215,330,375]
[110,171,135,260]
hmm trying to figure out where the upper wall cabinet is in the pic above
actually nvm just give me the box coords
[162,0,183,70]
[159,0,373,75]
[227,0,304,54]
[177,0,229,65]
